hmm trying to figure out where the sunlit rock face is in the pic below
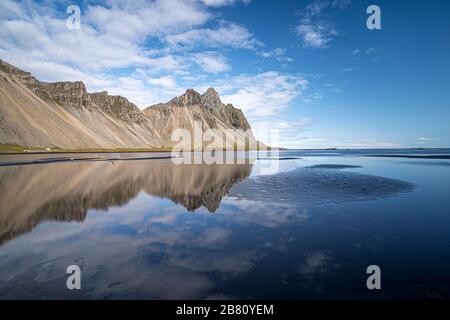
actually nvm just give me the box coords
[0,160,253,245]
[147,87,252,131]
[143,87,258,149]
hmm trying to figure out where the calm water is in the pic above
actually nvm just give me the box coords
[1,150,450,299]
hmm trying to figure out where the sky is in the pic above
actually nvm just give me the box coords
[0,0,449,149]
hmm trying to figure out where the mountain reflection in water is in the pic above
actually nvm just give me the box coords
[0,160,252,245]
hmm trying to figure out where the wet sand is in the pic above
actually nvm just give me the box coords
[0,153,174,167]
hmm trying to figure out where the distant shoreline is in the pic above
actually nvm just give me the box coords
[285,148,450,151]
[365,154,450,159]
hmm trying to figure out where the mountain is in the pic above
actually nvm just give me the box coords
[143,88,256,149]
[0,59,259,150]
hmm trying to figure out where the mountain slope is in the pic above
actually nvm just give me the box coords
[0,66,103,148]
[143,88,258,149]
[0,60,258,150]
[0,60,161,149]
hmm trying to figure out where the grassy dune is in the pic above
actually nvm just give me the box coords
[0,143,47,153]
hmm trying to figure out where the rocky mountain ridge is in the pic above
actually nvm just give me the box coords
[0,59,258,150]
[149,87,251,131]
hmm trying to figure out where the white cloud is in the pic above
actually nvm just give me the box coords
[257,48,293,62]
[86,0,210,41]
[0,4,193,74]
[183,71,313,148]
[91,68,192,107]
[90,74,172,108]
[299,251,333,274]
[296,24,336,48]
[192,52,231,73]
[199,0,251,7]
[331,0,352,9]
[350,45,383,63]
[0,0,24,19]
[251,118,313,148]
[147,76,178,89]
[324,83,341,94]
[211,71,309,117]
[296,0,351,49]
[366,45,383,55]
[338,66,359,73]
[166,22,261,50]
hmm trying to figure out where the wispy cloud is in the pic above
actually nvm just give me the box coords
[350,45,383,62]
[366,45,383,55]
[165,21,262,50]
[200,0,251,7]
[337,66,359,73]
[192,52,231,73]
[257,48,293,62]
[296,0,351,49]
[211,71,309,117]
[250,118,314,148]
[325,83,342,94]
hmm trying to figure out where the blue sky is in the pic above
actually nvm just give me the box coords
[0,0,449,148]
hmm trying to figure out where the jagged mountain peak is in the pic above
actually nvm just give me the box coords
[202,87,221,108]
[167,87,223,108]
[144,87,252,132]
[203,87,219,98]
[169,88,202,106]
